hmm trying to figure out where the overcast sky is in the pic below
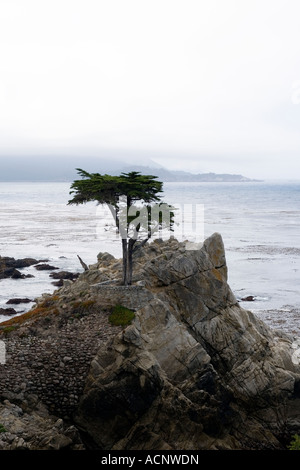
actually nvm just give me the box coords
[0,0,300,179]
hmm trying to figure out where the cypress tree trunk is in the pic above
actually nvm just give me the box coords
[122,238,136,285]
[126,239,136,286]
[122,238,128,285]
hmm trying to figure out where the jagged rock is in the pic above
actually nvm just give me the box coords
[0,267,24,280]
[0,397,84,450]
[74,233,300,450]
[51,279,63,287]
[0,256,41,279]
[2,233,300,450]
[97,252,115,262]
[49,271,79,286]
[0,256,40,269]
[0,308,17,316]
[49,271,79,280]
[34,264,58,271]
[6,298,33,305]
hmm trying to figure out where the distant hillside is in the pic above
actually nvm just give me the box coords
[0,156,259,182]
[115,164,260,182]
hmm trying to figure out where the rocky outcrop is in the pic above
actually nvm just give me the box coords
[6,298,33,305]
[50,270,80,286]
[0,397,84,450]
[74,234,300,450]
[34,263,58,271]
[0,256,42,279]
[0,308,17,316]
[1,233,300,450]
[0,257,40,270]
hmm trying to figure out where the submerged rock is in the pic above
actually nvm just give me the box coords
[0,308,17,316]
[0,267,29,280]
[6,298,33,305]
[0,256,41,279]
[34,264,58,271]
[0,257,40,269]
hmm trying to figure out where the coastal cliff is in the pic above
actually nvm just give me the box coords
[0,233,300,450]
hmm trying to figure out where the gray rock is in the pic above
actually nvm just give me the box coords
[2,233,300,450]
[34,264,58,271]
[0,308,17,316]
[0,398,84,450]
[75,233,300,450]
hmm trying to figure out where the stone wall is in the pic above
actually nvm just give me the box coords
[0,284,153,418]
[91,283,154,309]
[0,311,121,418]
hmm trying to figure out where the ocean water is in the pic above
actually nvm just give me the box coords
[0,180,300,334]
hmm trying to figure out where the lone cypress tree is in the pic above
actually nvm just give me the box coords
[68,169,174,285]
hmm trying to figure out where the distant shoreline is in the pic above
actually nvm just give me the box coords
[0,179,263,183]
[0,174,263,183]
[0,157,260,183]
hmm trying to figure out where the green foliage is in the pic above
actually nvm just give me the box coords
[68,169,175,239]
[288,434,300,450]
[2,325,17,335]
[68,169,163,208]
[0,424,7,433]
[68,169,174,285]
[109,304,135,326]
[119,171,163,206]
[68,170,123,207]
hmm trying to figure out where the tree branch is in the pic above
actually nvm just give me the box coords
[132,236,150,253]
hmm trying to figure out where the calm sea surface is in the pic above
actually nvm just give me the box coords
[0,180,300,334]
